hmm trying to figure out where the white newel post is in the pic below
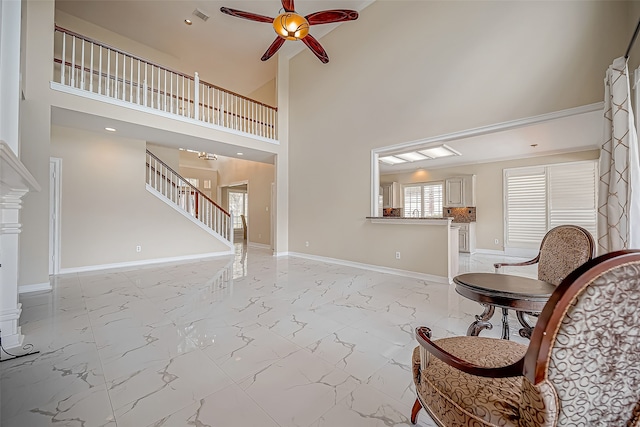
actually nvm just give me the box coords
[0,142,41,350]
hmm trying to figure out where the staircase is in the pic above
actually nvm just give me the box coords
[145,150,233,247]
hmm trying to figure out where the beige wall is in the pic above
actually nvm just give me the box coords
[383,150,599,252]
[51,126,230,270]
[216,156,274,247]
[287,1,627,275]
[147,143,180,171]
[19,0,55,286]
[248,78,277,107]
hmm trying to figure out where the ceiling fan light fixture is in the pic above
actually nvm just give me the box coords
[273,12,309,40]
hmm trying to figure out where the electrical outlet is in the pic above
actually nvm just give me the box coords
[305,241,309,247]
[259,233,262,238]
[136,245,141,252]
[395,251,401,259]
[494,239,499,245]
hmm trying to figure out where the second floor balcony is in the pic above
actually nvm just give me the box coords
[53,26,278,142]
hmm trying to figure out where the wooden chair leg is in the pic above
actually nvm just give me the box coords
[411,398,422,424]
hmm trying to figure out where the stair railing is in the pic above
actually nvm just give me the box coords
[146,150,232,242]
[53,25,278,140]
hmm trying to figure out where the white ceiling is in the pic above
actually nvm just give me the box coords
[55,0,373,97]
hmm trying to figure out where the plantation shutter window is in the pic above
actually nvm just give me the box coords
[504,161,597,254]
[404,182,443,217]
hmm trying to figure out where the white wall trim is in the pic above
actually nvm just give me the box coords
[57,250,234,275]
[287,252,450,284]
[374,102,603,155]
[50,82,279,145]
[474,249,507,255]
[19,282,52,294]
[146,184,233,249]
[248,242,271,249]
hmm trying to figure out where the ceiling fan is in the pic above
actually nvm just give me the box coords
[220,0,358,63]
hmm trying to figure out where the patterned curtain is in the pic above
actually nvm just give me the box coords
[598,57,640,254]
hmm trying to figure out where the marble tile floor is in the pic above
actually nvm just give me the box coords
[1,246,534,427]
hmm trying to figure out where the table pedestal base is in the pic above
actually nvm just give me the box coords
[467,305,535,340]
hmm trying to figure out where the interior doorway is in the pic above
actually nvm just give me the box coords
[224,183,248,242]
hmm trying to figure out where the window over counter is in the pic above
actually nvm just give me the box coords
[504,160,597,255]
[404,182,444,217]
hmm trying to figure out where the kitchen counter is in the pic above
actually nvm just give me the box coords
[367,217,453,225]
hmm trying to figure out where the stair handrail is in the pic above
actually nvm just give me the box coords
[146,149,229,216]
[54,25,278,110]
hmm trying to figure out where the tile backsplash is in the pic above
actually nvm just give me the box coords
[444,207,476,222]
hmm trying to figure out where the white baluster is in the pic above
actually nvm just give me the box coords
[89,42,94,92]
[121,54,126,101]
[60,31,66,84]
[114,52,118,98]
[80,39,85,90]
[106,49,111,96]
[136,60,141,104]
[194,72,199,121]
[70,36,76,87]
[98,46,102,94]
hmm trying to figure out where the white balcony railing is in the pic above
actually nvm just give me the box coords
[53,26,278,140]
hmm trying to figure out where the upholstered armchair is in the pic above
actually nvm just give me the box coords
[411,250,640,426]
[492,225,595,338]
[494,225,595,285]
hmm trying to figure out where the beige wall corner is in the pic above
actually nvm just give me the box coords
[287,0,626,276]
[19,0,55,287]
[51,126,231,270]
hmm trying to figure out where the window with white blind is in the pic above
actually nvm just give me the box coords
[504,161,597,254]
[404,182,443,217]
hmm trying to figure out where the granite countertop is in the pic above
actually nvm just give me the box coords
[367,216,452,220]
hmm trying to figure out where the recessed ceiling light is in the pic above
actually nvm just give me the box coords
[418,144,461,159]
[105,127,116,132]
[237,152,244,156]
[395,152,429,162]
[379,156,407,165]
[184,19,193,25]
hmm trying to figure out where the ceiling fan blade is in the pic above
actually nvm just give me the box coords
[220,7,273,23]
[301,34,329,63]
[281,0,295,12]
[305,9,358,25]
[261,37,286,61]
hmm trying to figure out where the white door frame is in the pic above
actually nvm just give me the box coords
[49,158,62,275]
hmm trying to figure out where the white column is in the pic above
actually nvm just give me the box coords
[0,142,40,351]
[0,0,22,155]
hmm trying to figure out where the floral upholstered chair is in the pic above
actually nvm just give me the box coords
[492,225,595,338]
[411,250,640,426]
[493,225,595,286]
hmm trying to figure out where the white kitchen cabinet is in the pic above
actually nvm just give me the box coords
[445,175,476,207]
[382,182,402,208]
[456,222,476,253]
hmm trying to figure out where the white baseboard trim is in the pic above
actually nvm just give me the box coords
[287,252,450,284]
[19,282,52,294]
[275,251,290,257]
[248,242,271,249]
[474,249,506,255]
[57,251,234,275]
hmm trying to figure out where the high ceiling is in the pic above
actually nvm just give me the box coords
[55,0,373,97]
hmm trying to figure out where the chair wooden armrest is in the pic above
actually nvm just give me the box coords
[493,255,540,271]
[415,327,523,378]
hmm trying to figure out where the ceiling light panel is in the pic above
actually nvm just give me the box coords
[395,152,429,162]
[379,156,407,165]
[418,144,461,159]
